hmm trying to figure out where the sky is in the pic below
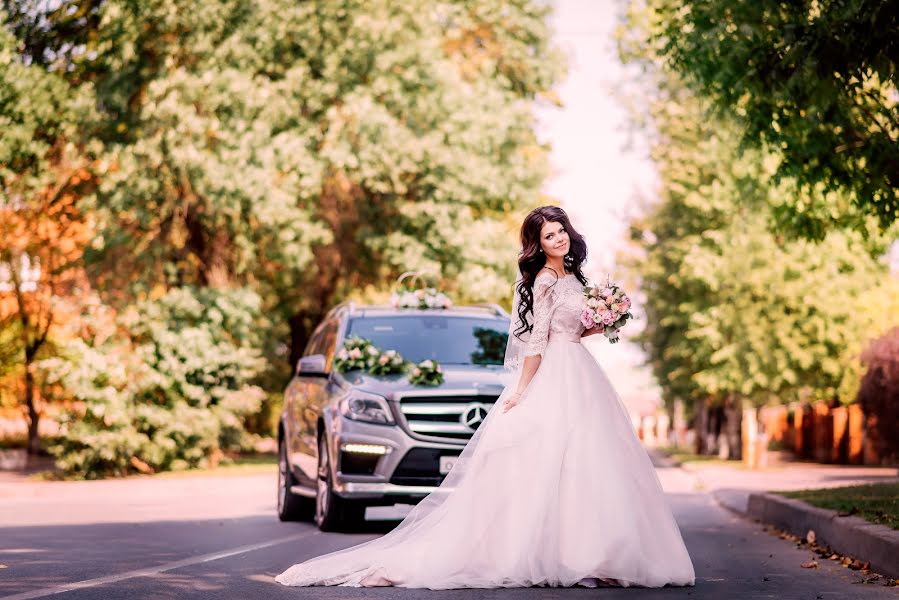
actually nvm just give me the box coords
[534,0,663,416]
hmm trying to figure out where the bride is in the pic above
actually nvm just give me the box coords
[275,206,696,589]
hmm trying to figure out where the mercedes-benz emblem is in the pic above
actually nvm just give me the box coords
[461,402,489,430]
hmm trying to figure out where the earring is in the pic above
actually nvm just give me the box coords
[538,248,543,253]
[564,253,573,266]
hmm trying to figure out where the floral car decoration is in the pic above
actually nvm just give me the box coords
[334,337,443,386]
[333,336,381,372]
[407,359,444,387]
[388,271,453,309]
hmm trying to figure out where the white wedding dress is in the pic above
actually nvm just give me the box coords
[275,271,696,589]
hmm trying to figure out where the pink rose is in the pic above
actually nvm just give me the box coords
[601,288,613,298]
[601,311,615,326]
[580,309,595,329]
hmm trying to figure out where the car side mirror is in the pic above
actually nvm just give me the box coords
[296,354,327,377]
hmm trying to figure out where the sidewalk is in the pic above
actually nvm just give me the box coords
[658,452,899,579]
[677,459,898,515]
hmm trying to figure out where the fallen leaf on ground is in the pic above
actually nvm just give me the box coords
[801,561,818,569]
[806,530,816,544]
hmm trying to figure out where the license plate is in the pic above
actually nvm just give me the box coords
[439,455,457,474]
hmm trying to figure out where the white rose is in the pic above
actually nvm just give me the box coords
[421,360,433,368]
[367,346,379,356]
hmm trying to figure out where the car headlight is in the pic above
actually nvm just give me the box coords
[338,390,395,425]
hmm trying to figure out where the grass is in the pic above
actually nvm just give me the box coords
[28,453,278,481]
[657,445,742,467]
[153,453,278,478]
[778,483,899,530]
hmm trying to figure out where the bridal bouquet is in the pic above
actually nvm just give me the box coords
[581,278,633,344]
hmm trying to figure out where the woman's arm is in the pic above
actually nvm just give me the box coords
[501,355,541,412]
[581,326,603,338]
[502,274,555,413]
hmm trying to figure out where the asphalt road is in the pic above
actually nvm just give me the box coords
[1,459,896,600]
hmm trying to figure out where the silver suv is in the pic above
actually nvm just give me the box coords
[277,301,510,531]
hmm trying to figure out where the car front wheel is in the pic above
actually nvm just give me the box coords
[277,439,314,522]
[315,434,365,531]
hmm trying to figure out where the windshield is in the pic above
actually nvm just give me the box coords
[345,315,510,365]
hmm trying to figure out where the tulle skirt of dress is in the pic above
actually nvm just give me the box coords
[275,336,696,589]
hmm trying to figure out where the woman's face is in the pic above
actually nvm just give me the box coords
[539,220,570,259]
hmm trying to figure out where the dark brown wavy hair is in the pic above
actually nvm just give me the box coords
[513,206,588,339]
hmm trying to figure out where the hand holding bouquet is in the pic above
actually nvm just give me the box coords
[580,277,633,344]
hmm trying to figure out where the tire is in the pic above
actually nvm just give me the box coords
[277,438,314,522]
[315,434,366,532]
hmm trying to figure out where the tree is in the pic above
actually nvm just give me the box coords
[1,1,563,474]
[642,0,899,239]
[858,327,899,462]
[618,3,895,457]
[0,19,96,454]
[62,0,562,374]
[41,287,267,478]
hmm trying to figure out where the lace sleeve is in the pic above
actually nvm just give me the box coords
[524,273,557,359]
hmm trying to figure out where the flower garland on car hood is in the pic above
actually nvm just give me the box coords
[334,336,444,386]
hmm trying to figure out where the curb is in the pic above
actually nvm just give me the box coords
[747,491,899,579]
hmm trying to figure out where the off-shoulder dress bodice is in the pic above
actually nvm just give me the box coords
[524,272,587,358]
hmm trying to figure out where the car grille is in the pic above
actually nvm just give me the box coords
[397,393,498,442]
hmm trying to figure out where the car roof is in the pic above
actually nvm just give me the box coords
[336,302,509,320]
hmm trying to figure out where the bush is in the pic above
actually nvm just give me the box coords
[857,327,899,462]
[42,287,266,479]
